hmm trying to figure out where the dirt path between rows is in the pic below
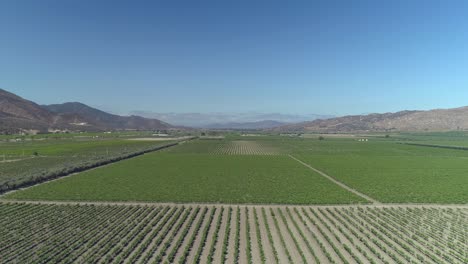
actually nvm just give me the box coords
[254,207,276,264]
[288,154,381,204]
[247,207,262,264]
[212,207,228,263]
[1,199,467,209]
[264,207,290,263]
[199,207,222,263]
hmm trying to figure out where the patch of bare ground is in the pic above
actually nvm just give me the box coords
[171,207,207,263]
[287,207,329,263]
[254,207,276,264]
[163,208,202,263]
[212,207,229,263]
[315,208,370,263]
[296,207,343,263]
[307,208,359,263]
[271,207,305,263]
[324,208,394,264]
[354,208,445,263]
[238,207,248,264]
[279,207,319,263]
[341,207,424,263]
[247,207,262,264]
[224,207,238,264]
[198,207,222,263]
[263,207,291,263]
[185,207,215,263]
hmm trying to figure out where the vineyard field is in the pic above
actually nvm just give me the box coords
[166,138,283,155]
[211,140,280,155]
[0,137,177,193]
[4,153,365,204]
[290,139,468,203]
[0,202,466,264]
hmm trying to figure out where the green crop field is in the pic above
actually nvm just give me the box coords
[4,135,468,204]
[4,151,366,204]
[2,134,468,263]
[1,202,465,264]
[0,136,176,193]
[290,139,468,203]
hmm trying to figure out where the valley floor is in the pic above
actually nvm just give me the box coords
[2,134,468,263]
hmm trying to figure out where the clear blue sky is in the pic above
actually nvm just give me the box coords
[1,0,468,116]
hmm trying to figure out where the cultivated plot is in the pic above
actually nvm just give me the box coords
[3,153,365,204]
[0,139,175,193]
[212,140,280,155]
[1,202,466,264]
[290,139,468,203]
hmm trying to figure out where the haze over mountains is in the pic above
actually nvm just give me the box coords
[0,89,171,133]
[130,111,332,129]
[204,120,288,130]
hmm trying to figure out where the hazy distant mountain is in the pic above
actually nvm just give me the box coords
[130,111,333,127]
[273,107,468,133]
[0,88,171,133]
[204,120,288,130]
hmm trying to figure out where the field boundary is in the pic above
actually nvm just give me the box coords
[1,199,467,208]
[288,155,381,204]
[401,142,468,151]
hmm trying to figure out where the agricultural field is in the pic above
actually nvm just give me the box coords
[0,135,178,193]
[211,140,280,155]
[4,152,365,204]
[289,139,468,203]
[4,136,468,204]
[1,134,467,263]
[0,202,466,264]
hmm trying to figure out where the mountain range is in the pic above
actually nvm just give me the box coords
[273,107,468,133]
[130,111,332,128]
[0,89,171,134]
[4,88,468,134]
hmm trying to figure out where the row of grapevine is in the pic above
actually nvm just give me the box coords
[212,140,279,155]
[0,202,466,264]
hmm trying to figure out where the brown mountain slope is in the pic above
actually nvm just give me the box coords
[272,107,468,133]
[0,89,53,133]
[0,88,172,133]
[0,89,53,122]
[44,102,171,131]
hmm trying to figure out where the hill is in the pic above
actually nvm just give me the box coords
[43,102,171,131]
[273,107,468,133]
[0,89,54,133]
[0,88,171,133]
